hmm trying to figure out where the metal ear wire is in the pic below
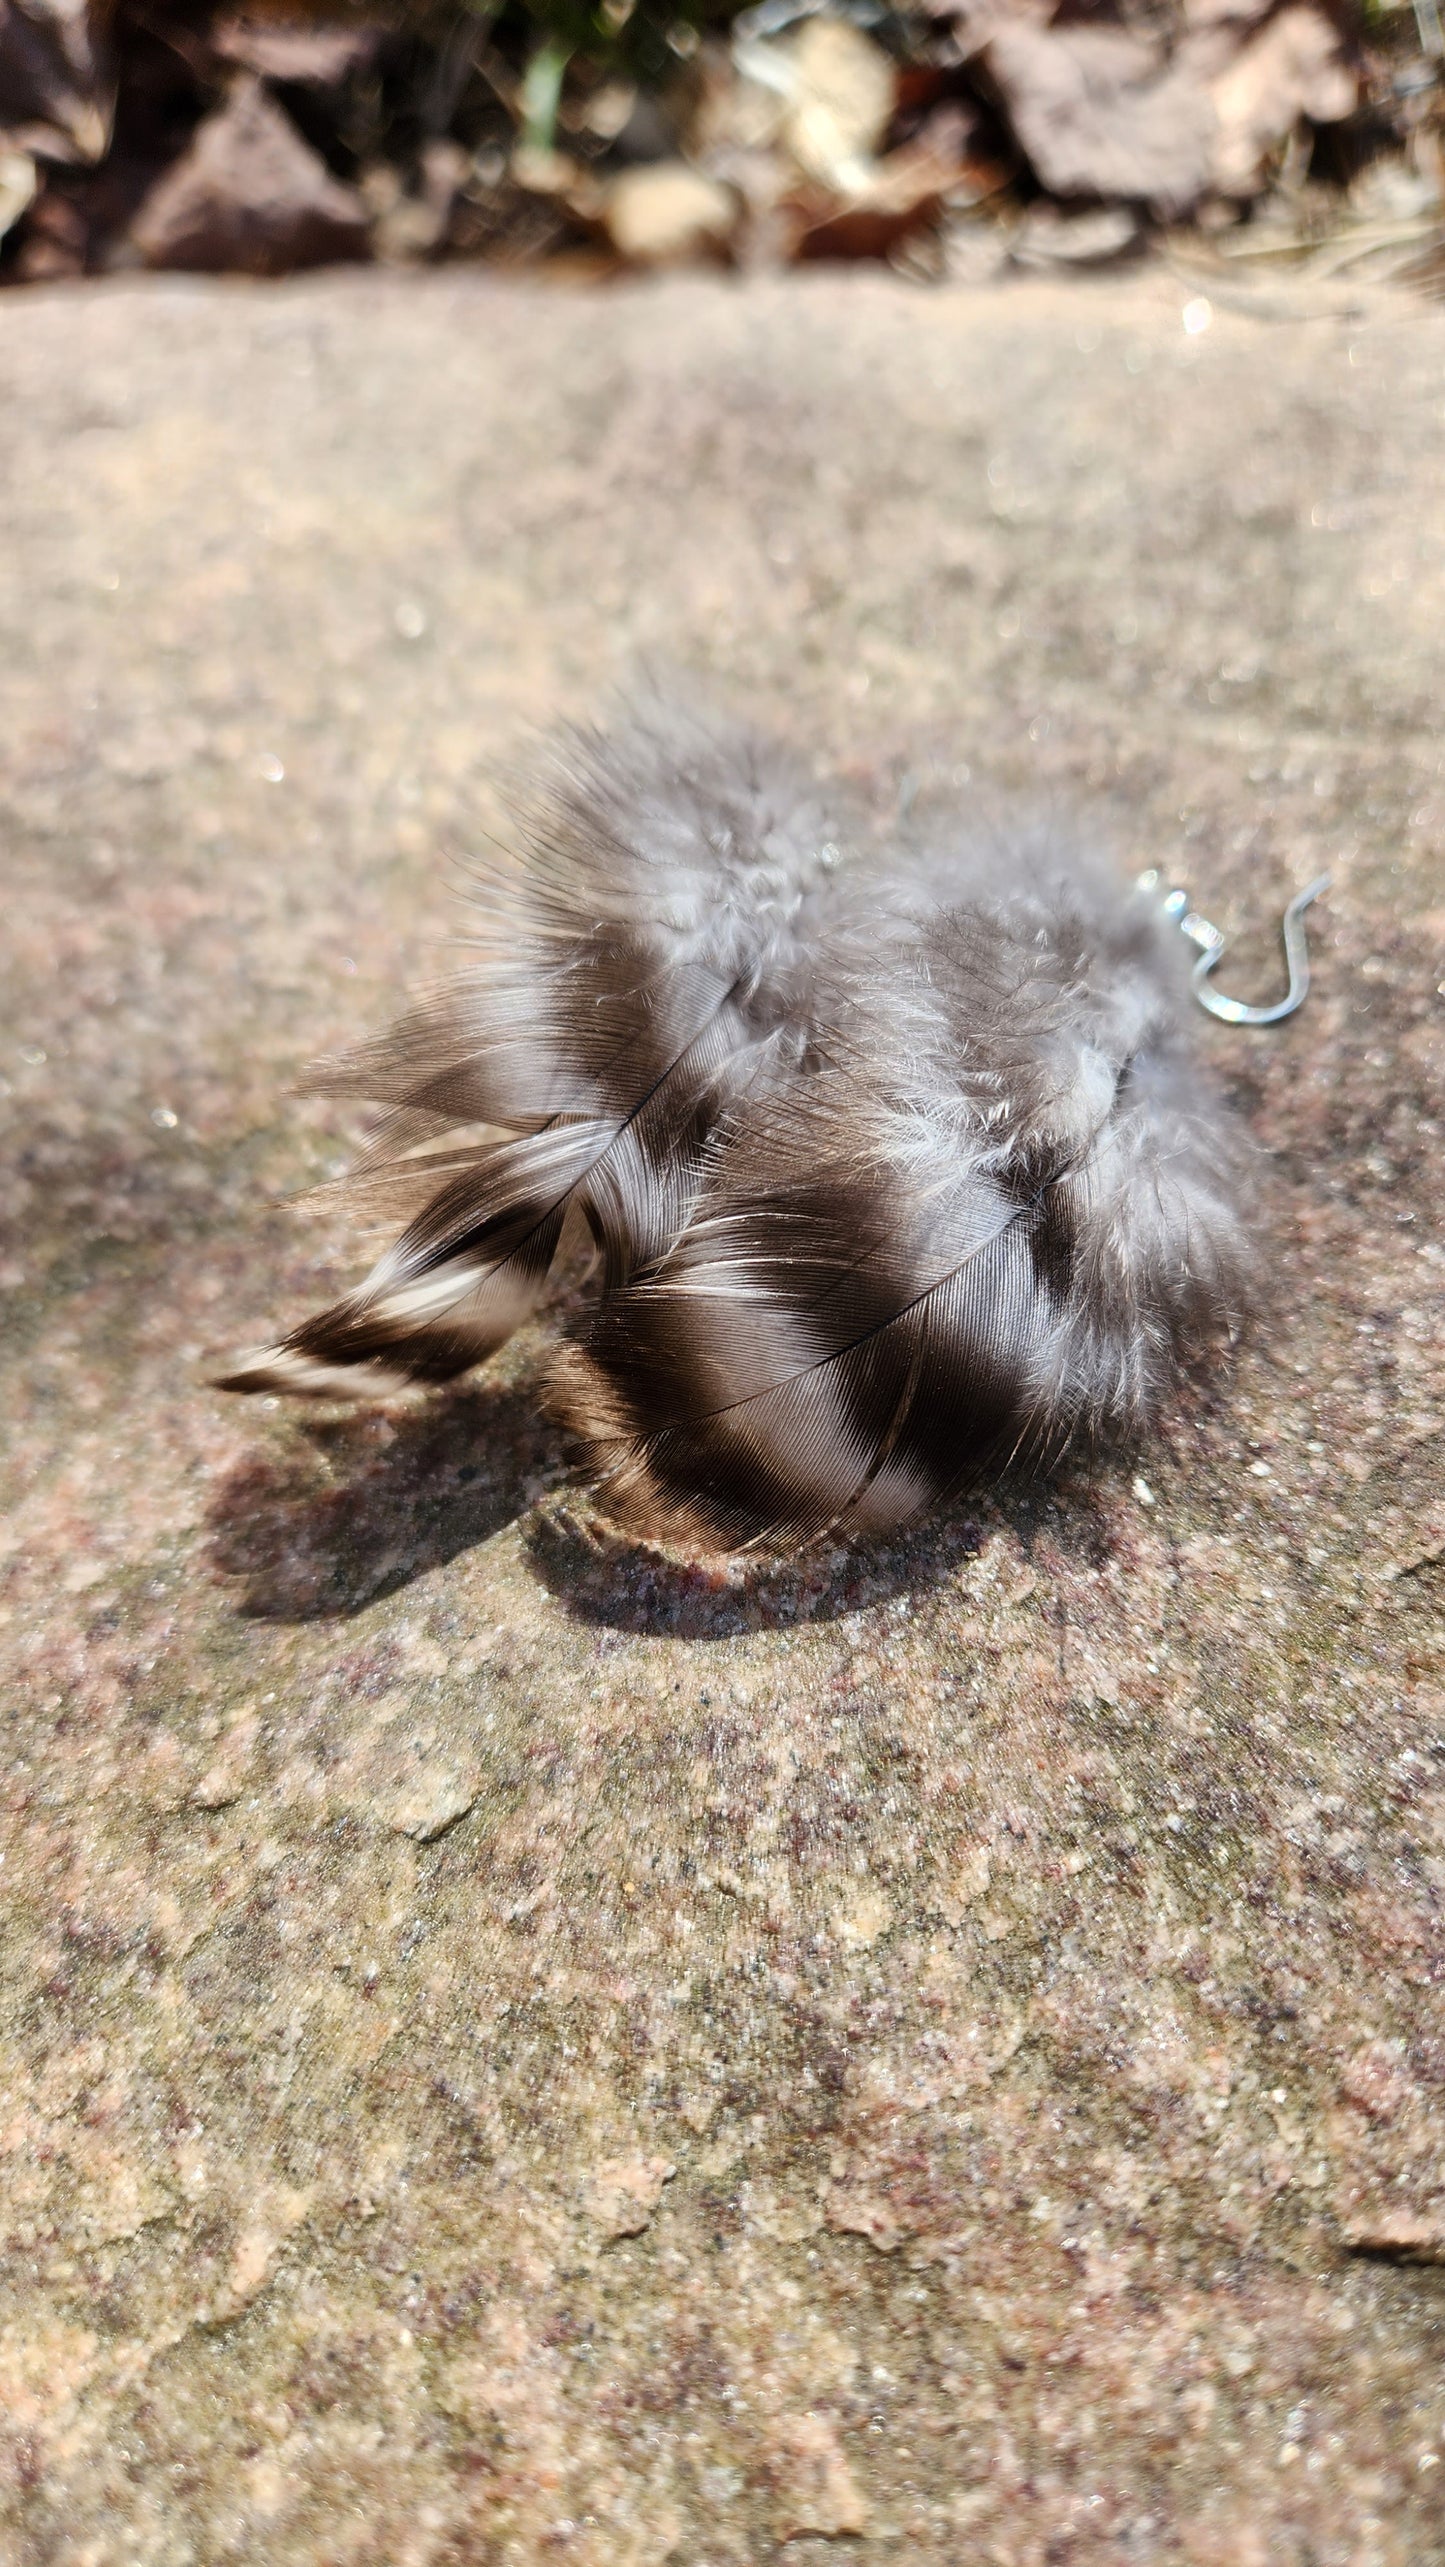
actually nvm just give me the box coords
[1136,870,1330,1027]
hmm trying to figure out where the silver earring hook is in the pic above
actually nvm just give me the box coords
[1136,870,1330,1027]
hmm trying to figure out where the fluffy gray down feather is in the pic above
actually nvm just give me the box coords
[215,702,1255,1544]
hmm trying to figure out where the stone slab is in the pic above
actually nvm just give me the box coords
[2,266,1444,2562]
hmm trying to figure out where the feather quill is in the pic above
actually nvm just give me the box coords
[216,704,1255,1544]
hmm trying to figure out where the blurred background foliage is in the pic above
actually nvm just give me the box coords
[0,0,1441,284]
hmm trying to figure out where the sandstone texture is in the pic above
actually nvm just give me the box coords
[2,267,1443,2563]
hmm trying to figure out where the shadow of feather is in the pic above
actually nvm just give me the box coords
[522,1499,999,1637]
[206,1375,1122,1633]
[204,1379,567,1620]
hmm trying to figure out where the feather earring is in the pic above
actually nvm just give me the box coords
[215,704,1305,1548]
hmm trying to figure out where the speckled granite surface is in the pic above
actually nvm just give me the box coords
[2,267,1443,2565]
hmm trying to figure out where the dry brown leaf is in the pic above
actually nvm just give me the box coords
[0,0,111,165]
[130,76,370,276]
[1206,2,1359,199]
